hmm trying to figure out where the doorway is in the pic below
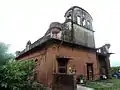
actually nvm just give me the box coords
[52,57,75,90]
[87,63,94,80]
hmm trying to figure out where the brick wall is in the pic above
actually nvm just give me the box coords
[17,43,100,87]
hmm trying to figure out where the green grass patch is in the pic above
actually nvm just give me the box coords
[84,78,120,90]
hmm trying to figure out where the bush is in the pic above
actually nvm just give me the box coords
[111,66,120,75]
[0,60,46,90]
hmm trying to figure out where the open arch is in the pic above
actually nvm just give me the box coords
[77,16,81,25]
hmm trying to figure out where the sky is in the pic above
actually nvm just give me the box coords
[0,0,120,66]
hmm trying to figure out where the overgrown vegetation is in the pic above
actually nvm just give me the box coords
[83,66,120,90]
[111,66,120,75]
[0,42,46,90]
[85,78,120,90]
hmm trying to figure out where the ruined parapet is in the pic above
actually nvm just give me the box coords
[97,44,111,55]
[15,51,21,57]
[26,40,31,51]
[45,22,62,39]
[49,22,62,29]
[64,6,93,30]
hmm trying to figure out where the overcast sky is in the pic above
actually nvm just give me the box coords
[0,0,119,66]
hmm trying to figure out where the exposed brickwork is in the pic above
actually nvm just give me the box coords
[17,43,100,87]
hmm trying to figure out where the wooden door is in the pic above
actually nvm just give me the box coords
[87,63,94,80]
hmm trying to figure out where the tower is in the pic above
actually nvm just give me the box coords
[64,6,95,48]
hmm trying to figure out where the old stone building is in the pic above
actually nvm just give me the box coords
[16,6,112,88]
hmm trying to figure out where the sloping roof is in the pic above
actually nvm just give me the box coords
[97,52,114,57]
[16,36,97,59]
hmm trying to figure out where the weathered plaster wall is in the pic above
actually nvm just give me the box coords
[66,22,95,48]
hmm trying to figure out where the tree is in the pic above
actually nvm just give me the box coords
[0,42,14,65]
[111,66,120,75]
[0,42,46,89]
[0,60,46,90]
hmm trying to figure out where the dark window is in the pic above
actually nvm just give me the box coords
[35,59,38,62]
[57,58,68,74]
[67,14,71,19]
[58,67,66,73]
[34,73,37,80]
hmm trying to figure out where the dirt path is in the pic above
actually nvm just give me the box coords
[77,85,94,90]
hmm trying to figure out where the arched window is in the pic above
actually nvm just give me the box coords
[86,20,93,29]
[77,16,81,25]
[66,11,72,20]
[34,72,37,80]
[67,14,71,19]
[87,21,90,25]
[35,59,38,62]
[86,20,90,28]
[83,19,86,26]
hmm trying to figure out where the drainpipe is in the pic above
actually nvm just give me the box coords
[71,7,74,43]
[45,48,48,86]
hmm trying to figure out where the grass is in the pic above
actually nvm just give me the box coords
[84,78,120,90]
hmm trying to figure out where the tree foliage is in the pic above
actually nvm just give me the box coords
[111,66,120,75]
[0,42,46,90]
[0,60,35,88]
[0,60,46,90]
[0,42,14,65]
